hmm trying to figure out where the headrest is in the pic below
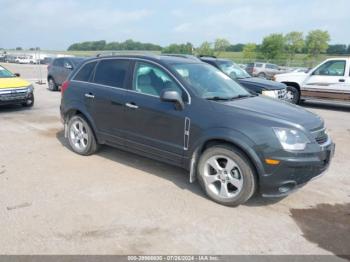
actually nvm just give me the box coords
[138,74,152,85]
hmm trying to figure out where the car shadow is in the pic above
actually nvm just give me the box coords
[301,100,350,112]
[0,104,29,113]
[56,130,284,207]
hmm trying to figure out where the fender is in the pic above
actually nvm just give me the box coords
[187,127,265,183]
[62,100,99,142]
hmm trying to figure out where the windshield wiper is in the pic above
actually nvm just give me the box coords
[229,94,253,100]
[205,96,233,101]
[206,94,253,101]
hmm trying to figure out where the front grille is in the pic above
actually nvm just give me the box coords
[313,129,328,145]
[0,87,28,101]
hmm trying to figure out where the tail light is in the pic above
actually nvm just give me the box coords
[61,80,70,95]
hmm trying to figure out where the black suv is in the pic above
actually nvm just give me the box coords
[47,57,86,91]
[60,55,335,206]
[199,56,287,100]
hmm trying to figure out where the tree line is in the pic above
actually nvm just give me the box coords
[63,30,349,62]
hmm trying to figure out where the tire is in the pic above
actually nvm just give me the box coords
[22,93,34,107]
[48,77,58,91]
[257,73,266,79]
[197,144,257,206]
[67,115,99,156]
[286,86,300,104]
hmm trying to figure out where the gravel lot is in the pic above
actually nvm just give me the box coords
[0,63,349,258]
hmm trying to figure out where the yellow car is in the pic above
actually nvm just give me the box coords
[0,65,34,107]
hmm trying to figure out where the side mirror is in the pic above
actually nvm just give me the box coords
[160,89,185,110]
[14,73,20,77]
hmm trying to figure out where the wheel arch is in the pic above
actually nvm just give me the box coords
[188,131,264,185]
[63,107,100,143]
[282,81,300,91]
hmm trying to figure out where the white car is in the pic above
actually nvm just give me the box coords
[15,56,37,64]
[274,58,350,104]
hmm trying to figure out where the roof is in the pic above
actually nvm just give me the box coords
[84,54,202,66]
[199,56,232,63]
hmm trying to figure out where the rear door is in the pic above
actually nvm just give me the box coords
[123,61,189,164]
[52,58,64,85]
[88,59,131,146]
[302,59,350,100]
[62,59,74,83]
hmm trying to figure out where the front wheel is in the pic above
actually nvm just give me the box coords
[197,145,257,206]
[67,115,99,156]
[286,86,300,104]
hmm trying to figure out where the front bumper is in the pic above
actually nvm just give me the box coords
[259,138,335,197]
[261,89,287,100]
[0,87,33,105]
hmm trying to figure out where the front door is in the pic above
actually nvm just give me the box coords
[302,59,350,100]
[123,61,190,165]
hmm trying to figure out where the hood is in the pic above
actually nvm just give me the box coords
[237,77,286,90]
[276,72,307,78]
[213,96,323,131]
[0,77,31,89]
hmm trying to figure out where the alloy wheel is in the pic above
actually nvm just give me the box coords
[69,119,89,151]
[203,155,243,199]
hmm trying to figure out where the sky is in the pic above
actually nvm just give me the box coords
[0,0,349,50]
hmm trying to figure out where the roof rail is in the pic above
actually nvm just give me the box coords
[95,51,159,58]
[161,54,201,61]
[198,55,217,58]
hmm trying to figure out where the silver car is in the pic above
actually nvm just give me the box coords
[246,62,283,80]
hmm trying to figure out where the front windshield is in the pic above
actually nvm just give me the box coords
[0,66,15,78]
[173,63,250,100]
[217,60,250,79]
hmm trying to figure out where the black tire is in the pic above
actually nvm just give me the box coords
[22,93,34,107]
[257,73,266,79]
[67,115,99,156]
[197,144,257,206]
[48,77,58,91]
[286,86,300,104]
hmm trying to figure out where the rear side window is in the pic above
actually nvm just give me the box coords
[53,59,63,67]
[94,59,129,88]
[74,61,97,82]
[255,63,263,68]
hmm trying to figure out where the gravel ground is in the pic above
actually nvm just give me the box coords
[0,64,349,258]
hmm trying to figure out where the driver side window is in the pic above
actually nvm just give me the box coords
[133,62,185,100]
[313,60,346,76]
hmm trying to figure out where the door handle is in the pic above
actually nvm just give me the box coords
[85,93,95,99]
[125,102,139,109]
[339,79,345,82]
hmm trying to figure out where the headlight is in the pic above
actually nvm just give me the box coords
[26,84,34,93]
[273,127,310,151]
[262,90,278,98]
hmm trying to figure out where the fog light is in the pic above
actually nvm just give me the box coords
[278,186,290,193]
[265,159,280,165]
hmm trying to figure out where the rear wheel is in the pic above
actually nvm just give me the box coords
[67,115,98,155]
[257,73,266,79]
[286,86,300,104]
[48,78,58,91]
[197,145,257,206]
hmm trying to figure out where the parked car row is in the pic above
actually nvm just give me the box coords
[0,54,55,65]
[1,54,337,206]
